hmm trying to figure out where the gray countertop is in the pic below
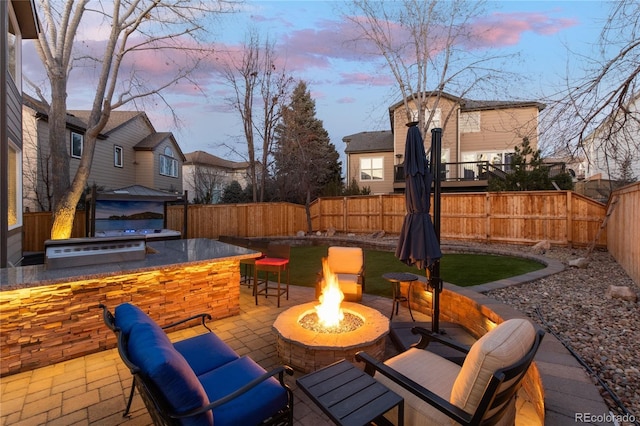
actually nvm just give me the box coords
[0,238,261,290]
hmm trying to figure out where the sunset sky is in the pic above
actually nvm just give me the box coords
[22,0,612,167]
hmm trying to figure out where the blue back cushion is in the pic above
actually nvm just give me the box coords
[174,333,239,376]
[115,303,155,336]
[128,322,213,426]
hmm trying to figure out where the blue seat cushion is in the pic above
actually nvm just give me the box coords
[115,303,155,336]
[174,333,239,376]
[198,356,288,426]
[128,322,213,426]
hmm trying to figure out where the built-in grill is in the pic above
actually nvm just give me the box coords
[44,236,146,269]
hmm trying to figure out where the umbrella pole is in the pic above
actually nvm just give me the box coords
[430,128,443,333]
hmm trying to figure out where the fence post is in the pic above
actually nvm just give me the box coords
[343,197,347,233]
[566,191,573,248]
[485,192,491,243]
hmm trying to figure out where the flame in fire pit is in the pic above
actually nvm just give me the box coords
[315,257,344,327]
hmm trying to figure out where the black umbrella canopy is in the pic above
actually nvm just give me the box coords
[395,125,442,270]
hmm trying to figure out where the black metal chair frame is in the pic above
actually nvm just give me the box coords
[99,304,294,426]
[356,325,544,426]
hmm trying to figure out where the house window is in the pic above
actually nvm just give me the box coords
[114,145,123,167]
[460,111,480,133]
[8,142,22,228]
[160,146,178,177]
[360,157,383,181]
[7,3,21,86]
[70,132,83,158]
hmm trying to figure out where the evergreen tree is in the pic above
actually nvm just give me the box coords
[489,138,573,191]
[273,81,342,230]
[220,181,246,204]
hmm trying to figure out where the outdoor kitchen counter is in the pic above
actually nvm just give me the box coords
[0,238,262,376]
[0,238,261,290]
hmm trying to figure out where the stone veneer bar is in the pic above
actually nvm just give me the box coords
[0,238,260,376]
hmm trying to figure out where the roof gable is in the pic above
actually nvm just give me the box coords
[134,132,186,161]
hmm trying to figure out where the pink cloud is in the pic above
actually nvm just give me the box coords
[337,97,356,104]
[466,11,578,48]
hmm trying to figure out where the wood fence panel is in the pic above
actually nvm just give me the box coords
[488,192,569,245]
[607,182,640,285]
[22,211,86,252]
[570,194,608,248]
[441,193,487,241]
[346,196,382,233]
[381,195,406,233]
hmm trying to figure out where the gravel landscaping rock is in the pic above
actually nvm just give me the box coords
[485,245,639,421]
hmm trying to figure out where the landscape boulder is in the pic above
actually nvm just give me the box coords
[605,285,638,302]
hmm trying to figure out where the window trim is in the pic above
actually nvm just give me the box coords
[7,140,22,230]
[359,157,384,182]
[114,145,123,168]
[160,146,178,178]
[70,132,83,159]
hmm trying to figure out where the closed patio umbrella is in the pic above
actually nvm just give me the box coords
[395,123,443,333]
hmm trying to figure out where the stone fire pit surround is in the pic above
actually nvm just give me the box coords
[273,301,389,373]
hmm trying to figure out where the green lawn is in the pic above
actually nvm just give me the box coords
[286,245,544,298]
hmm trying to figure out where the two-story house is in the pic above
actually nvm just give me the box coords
[1,0,39,267]
[344,92,545,194]
[22,95,185,212]
[580,92,640,183]
[182,150,249,204]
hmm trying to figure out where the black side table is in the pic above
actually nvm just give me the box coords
[297,359,404,426]
[382,272,419,321]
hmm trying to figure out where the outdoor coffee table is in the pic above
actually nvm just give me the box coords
[297,359,404,426]
[382,272,419,321]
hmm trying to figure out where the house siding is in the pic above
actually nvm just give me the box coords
[392,97,459,162]
[349,151,395,194]
[87,115,151,190]
[460,106,539,152]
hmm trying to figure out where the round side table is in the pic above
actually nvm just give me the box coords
[382,272,419,321]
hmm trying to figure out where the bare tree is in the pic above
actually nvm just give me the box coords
[221,29,292,202]
[346,0,518,138]
[187,164,225,204]
[542,0,640,180]
[30,0,233,239]
[255,38,293,202]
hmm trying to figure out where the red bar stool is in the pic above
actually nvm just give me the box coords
[254,244,290,307]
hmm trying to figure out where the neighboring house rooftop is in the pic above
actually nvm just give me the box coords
[184,151,249,170]
[66,109,143,134]
[343,131,393,153]
[23,94,107,138]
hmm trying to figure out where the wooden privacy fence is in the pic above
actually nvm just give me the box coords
[22,211,87,252]
[23,191,607,252]
[166,202,308,240]
[606,182,640,285]
[310,191,608,248]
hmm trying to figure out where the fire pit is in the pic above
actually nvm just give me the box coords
[272,258,389,372]
[273,302,388,373]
